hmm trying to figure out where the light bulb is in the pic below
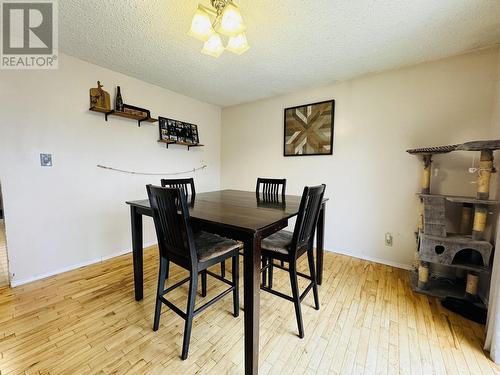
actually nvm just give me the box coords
[188,7,214,41]
[201,34,224,58]
[226,33,250,55]
[217,3,246,36]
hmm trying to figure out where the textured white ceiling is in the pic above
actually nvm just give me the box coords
[60,0,500,107]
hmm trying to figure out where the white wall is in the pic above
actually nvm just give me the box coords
[221,48,500,269]
[0,53,221,285]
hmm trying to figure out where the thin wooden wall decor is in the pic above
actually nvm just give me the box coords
[284,100,334,156]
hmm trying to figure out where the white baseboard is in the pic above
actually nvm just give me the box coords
[10,245,411,288]
[326,248,413,271]
[10,242,158,287]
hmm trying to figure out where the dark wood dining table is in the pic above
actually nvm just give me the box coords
[126,189,327,375]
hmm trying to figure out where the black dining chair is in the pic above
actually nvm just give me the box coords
[160,178,195,279]
[260,184,326,338]
[256,178,286,199]
[147,185,241,360]
[161,178,196,203]
[256,178,287,281]
[161,178,227,278]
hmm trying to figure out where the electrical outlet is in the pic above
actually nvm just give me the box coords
[385,233,393,247]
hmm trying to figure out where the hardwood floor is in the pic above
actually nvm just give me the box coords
[0,247,498,374]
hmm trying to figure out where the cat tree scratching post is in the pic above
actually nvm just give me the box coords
[478,149,494,199]
[406,140,500,306]
[472,149,493,241]
[455,142,498,241]
[471,149,493,240]
[421,154,432,194]
[417,154,433,233]
[409,145,458,290]
[473,204,488,241]
[460,203,473,234]
[410,144,460,192]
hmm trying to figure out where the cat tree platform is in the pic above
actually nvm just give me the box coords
[419,233,492,273]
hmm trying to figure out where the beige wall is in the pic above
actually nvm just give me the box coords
[492,49,500,138]
[0,53,221,285]
[221,48,500,268]
[490,50,500,199]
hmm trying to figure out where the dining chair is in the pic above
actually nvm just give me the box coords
[147,185,241,360]
[256,177,287,282]
[256,177,286,199]
[161,178,227,278]
[160,178,195,203]
[160,178,195,278]
[260,184,326,338]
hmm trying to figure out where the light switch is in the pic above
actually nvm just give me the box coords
[40,153,53,167]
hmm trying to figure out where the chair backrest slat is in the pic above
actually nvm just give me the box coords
[147,185,197,266]
[256,178,286,199]
[291,184,326,257]
[161,178,195,199]
[161,178,196,205]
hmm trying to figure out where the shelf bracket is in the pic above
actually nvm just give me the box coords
[138,116,149,127]
[104,110,114,122]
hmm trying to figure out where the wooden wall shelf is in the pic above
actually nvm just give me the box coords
[157,139,204,150]
[89,107,158,127]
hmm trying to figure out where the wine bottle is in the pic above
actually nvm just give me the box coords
[115,86,123,112]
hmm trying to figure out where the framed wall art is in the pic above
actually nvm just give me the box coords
[283,100,335,156]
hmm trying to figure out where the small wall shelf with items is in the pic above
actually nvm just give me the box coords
[89,82,157,127]
[89,106,158,126]
[157,139,204,150]
[158,117,204,151]
[407,139,500,324]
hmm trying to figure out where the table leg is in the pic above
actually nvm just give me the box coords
[243,232,261,375]
[131,206,144,301]
[316,203,325,285]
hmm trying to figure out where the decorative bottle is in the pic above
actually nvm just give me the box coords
[115,86,123,112]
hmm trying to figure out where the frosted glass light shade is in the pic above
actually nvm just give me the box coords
[217,3,246,36]
[188,7,214,41]
[226,33,250,55]
[201,34,224,57]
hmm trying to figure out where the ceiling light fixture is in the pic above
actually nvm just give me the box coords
[189,1,249,58]
[202,34,225,57]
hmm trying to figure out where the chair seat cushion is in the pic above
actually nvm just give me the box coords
[261,230,293,255]
[194,231,241,262]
